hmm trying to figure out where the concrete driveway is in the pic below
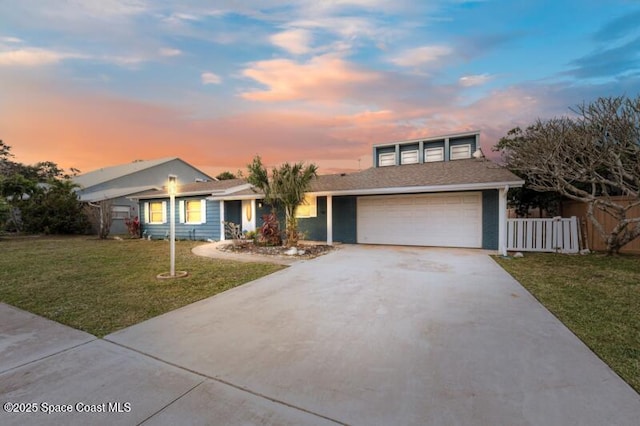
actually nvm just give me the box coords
[2,245,639,425]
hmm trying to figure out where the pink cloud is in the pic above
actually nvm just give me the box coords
[270,28,312,55]
[0,73,566,177]
[0,48,83,66]
[390,45,452,68]
[241,54,380,102]
[201,71,222,84]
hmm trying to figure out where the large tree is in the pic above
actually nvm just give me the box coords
[0,141,88,234]
[495,95,640,254]
[247,156,318,247]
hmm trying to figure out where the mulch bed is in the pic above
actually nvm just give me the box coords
[218,241,335,259]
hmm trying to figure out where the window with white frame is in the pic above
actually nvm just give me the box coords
[179,199,206,224]
[450,144,471,160]
[400,150,419,164]
[186,200,202,223]
[424,147,444,162]
[146,201,166,224]
[378,152,396,167]
[111,205,130,220]
[296,195,317,218]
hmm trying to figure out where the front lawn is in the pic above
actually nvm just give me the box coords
[0,236,284,337]
[494,252,640,393]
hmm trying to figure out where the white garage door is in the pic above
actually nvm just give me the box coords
[357,192,482,248]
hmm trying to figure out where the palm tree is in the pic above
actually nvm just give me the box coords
[247,156,318,247]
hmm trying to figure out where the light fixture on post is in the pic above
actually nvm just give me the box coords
[157,174,188,279]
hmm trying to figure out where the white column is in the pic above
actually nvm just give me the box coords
[251,199,257,231]
[326,195,333,245]
[498,186,509,256]
[219,200,225,241]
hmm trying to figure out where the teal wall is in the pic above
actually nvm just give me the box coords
[482,189,499,250]
[332,196,357,243]
[253,196,356,243]
[449,136,477,153]
[298,197,327,241]
[224,200,242,225]
[140,197,221,241]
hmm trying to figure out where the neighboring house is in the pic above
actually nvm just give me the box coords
[134,131,525,254]
[73,157,213,235]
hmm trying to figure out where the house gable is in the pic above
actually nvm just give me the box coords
[74,158,214,196]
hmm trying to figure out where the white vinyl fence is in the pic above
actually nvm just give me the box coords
[506,216,580,254]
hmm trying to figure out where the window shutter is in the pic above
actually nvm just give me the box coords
[200,200,207,224]
[179,200,185,223]
[144,202,150,224]
[162,201,167,224]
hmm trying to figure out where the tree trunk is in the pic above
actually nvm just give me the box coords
[285,209,298,247]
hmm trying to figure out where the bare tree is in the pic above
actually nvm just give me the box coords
[496,95,640,254]
[87,199,113,239]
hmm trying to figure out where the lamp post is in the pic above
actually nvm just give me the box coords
[168,174,177,277]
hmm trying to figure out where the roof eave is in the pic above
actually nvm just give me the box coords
[207,194,262,201]
[308,180,525,197]
[133,183,255,200]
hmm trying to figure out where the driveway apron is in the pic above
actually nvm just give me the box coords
[105,245,640,425]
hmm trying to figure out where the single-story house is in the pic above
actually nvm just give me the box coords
[73,157,213,234]
[132,131,524,254]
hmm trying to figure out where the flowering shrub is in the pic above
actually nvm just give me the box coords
[124,216,140,238]
[259,212,282,246]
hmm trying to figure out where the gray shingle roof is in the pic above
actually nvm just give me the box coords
[309,158,522,194]
[73,157,179,188]
[132,159,522,200]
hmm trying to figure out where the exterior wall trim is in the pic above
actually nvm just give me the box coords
[308,180,524,197]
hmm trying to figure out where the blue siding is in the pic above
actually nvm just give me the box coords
[140,197,221,241]
[333,196,357,243]
[374,146,396,167]
[298,197,327,241]
[450,136,477,153]
[482,190,499,249]
[424,140,445,150]
[399,143,419,152]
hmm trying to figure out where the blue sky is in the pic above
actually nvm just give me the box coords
[1,0,639,176]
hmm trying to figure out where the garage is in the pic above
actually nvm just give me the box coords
[356,192,482,248]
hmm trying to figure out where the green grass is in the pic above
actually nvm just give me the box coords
[494,252,640,393]
[0,236,284,337]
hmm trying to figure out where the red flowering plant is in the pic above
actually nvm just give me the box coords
[125,216,140,238]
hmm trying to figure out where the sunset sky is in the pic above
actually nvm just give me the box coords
[1,1,639,177]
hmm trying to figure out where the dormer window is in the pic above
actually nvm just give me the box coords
[450,144,471,160]
[401,150,419,164]
[425,147,444,162]
[378,152,396,167]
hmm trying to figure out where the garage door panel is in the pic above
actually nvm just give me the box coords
[357,192,482,248]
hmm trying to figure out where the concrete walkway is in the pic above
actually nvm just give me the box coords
[191,241,302,265]
[2,245,640,425]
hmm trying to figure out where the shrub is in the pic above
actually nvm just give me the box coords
[259,212,282,246]
[125,216,140,238]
